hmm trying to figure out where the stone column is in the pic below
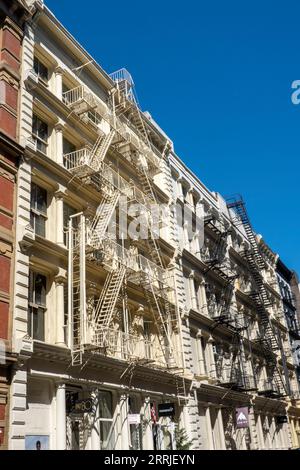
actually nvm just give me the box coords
[216,408,226,449]
[55,66,64,99]
[54,122,64,166]
[143,397,153,450]
[119,393,129,450]
[56,383,66,450]
[205,406,214,449]
[55,273,66,345]
[196,330,206,375]
[55,189,65,246]
[188,272,197,310]
[207,336,216,379]
[256,413,265,449]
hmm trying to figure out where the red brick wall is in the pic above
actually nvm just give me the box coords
[0,301,9,340]
[0,2,28,450]
[0,173,14,212]
[0,18,22,140]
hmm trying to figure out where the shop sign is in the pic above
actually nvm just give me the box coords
[158,403,175,417]
[72,398,93,414]
[236,407,249,429]
[128,414,141,425]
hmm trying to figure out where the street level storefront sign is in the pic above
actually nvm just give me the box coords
[72,398,93,414]
[158,403,175,417]
[236,407,249,428]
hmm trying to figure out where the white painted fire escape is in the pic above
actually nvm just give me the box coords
[63,71,186,402]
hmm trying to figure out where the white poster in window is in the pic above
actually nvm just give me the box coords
[128,414,141,425]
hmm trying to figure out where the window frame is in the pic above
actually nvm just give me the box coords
[33,56,49,83]
[32,114,49,154]
[30,182,47,237]
[28,271,47,341]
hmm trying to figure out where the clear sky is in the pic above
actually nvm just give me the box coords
[46,0,300,274]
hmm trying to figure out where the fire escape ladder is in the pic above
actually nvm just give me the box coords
[142,272,177,368]
[94,264,127,328]
[68,215,86,366]
[227,196,289,396]
[89,129,116,171]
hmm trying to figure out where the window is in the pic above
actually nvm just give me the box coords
[182,185,189,203]
[191,334,200,375]
[62,83,71,103]
[99,390,114,450]
[201,337,208,374]
[33,56,48,82]
[28,271,46,341]
[128,395,143,450]
[32,114,48,154]
[63,202,76,245]
[30,183,47,237]
[63,138,76,156]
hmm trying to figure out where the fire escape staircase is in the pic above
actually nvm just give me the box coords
[227,196,289,396]
[89,130,116,171]
[89,191,120,250]
[93,265,127,330]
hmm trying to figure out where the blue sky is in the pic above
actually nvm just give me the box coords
[46,0,300,274]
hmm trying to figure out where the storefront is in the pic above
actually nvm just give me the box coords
[23,375,182,450]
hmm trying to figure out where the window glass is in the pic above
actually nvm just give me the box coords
[33,56,48,82]
[30,183,47,237]
[99,391,113,419]
[34,274,46,306]
[28,271,47,341]
[32,114,48,154]
[63,138,76,155]
[98,390,114,450]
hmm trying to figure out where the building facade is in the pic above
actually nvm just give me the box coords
[168,153,300,449]
[3,0,300,450]
[276,259,300,448]
[0,0,30,449]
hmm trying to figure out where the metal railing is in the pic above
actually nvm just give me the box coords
[109,68,134,85]
[137,254,173,291]
[63,85,86,106]
[63,148,90,171]
[92,327,171,367]
[218,368,256,390]
[258,378,281,395]
[63,84,162,173]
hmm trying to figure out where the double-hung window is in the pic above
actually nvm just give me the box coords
[99,391,115,449]
[30,183,47,237]
[33,56,49,83]
[28,271,46,341]
[32,114,48,154]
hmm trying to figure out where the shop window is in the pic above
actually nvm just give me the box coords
[30,183,47,237]
[33,56,49,83]
[32,114,48,154]
[28,271,46,341]
[128,395,143,450]
[99,390,114,450]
